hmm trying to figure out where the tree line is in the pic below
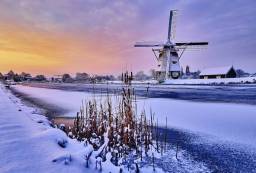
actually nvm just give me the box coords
[0,70,157,83]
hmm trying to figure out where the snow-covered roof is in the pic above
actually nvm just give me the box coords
[200,66,234,76]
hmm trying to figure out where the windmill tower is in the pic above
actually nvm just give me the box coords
[134,10,208,82]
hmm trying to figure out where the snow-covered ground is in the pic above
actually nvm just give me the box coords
[1,83,219,173]
[164,76,256,85]
[0,84,168,173]
[104,76,256,85]
[12,85,256,147]
[0,84,93,173]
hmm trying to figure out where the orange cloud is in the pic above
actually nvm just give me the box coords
[0,19,134,76]
[0,1,159,76]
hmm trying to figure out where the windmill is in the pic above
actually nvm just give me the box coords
[134,10,208,81]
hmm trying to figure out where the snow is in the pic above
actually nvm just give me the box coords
[199,66,233,76]
[0,84,167,173]
[164,76,256,85]
[3,83,256,172]
[106,80,159,85]
[0,84,91,173]
[140,98,256,146]
[11,85,104,117]
[108,76,256,85]
[12,85,256,147]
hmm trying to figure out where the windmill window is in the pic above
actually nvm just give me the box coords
[172,61,177,64]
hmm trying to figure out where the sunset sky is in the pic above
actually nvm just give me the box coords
[0,0,255,76]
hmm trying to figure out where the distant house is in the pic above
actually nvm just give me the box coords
[50,75,62,83]
[199,66,237,79]
[20,72,32,81]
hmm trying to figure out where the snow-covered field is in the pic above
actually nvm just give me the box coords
[12,85,256,147]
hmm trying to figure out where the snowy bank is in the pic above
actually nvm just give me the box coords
[0,84,94,173]
[164,76,256,85]
[103,77,256,85]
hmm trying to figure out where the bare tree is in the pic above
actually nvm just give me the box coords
[62,74,73,83]
[134,71,150,81]
[75,72,89,81]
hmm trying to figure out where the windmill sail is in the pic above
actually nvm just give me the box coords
[167,10,177,41]
[134,42,165,47]
[175,42,208,49]
[175,42,208,46]
[134,9,208,81]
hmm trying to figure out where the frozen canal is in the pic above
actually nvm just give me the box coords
[11,84,256,172]
[23,82,256,105]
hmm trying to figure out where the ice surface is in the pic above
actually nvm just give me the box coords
[140,98,256,146]
[13,85,256,147]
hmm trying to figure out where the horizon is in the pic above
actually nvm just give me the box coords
[0,0,255,75]
[0,64,254,78]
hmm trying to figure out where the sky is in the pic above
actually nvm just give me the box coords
[0,0,255,76]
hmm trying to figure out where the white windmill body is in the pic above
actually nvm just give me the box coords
[135,10,208,82]
[156,46,180,80]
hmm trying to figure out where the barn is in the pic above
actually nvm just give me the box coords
[199,66,237,79]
